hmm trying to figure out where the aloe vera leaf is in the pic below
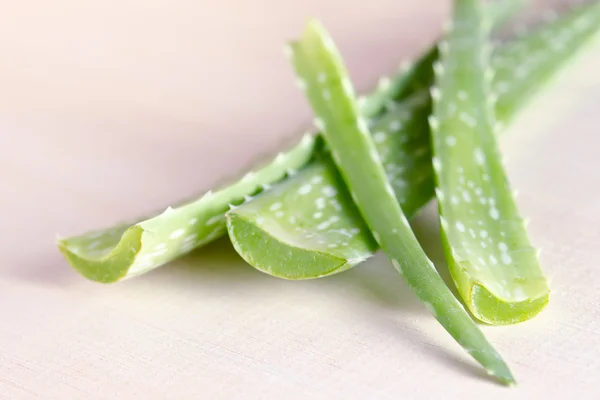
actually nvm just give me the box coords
[286,18,515,385]
[227,158,378,278]
[56,0,523,283]
[429,0,564,325]
[57,135,319,283]
[228,2,600,280]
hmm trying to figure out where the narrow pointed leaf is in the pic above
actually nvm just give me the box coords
[286,17,515,385]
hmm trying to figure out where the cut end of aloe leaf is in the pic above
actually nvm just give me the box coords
[226,160,376,279]
[57,225,143,283]
[56,134,319,282]
[56,194,229,283]
[440,222,551,325]
[470,281,550,325]
[227,213,359,279]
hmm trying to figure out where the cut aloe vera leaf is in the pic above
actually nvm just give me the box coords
[57,134,320,283]
[228,158,377,278]
[287,17,515,385]
[229,2,600,281]
[428,0,567,325]
[57,0,524,283]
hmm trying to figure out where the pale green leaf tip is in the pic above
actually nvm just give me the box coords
[496,367,517,387]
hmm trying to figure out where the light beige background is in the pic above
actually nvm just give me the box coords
[1,1,599,399]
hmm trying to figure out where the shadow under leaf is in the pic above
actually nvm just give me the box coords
[161,229,500,385]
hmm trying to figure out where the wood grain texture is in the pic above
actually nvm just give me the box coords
[1,0,599,398]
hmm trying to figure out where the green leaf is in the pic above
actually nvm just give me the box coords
[229,2,600,282]
[57,0,526,282]
[57,135,318,282]
[228,158,377,279]
[286,16,515,385]
[426,0,600,325]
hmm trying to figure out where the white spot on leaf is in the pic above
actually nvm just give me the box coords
[310,175,324,184]
[170,229,185,239]
[432,157,441,172]
[315,197,326,210]
[490,207,500,220]
[374,131,387,143]
[474,148,486,165]
[389,120,402,131]
[462,191,472,203]
[322,186,337,197]
[428,116,440,131]
[297,184,312,195]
